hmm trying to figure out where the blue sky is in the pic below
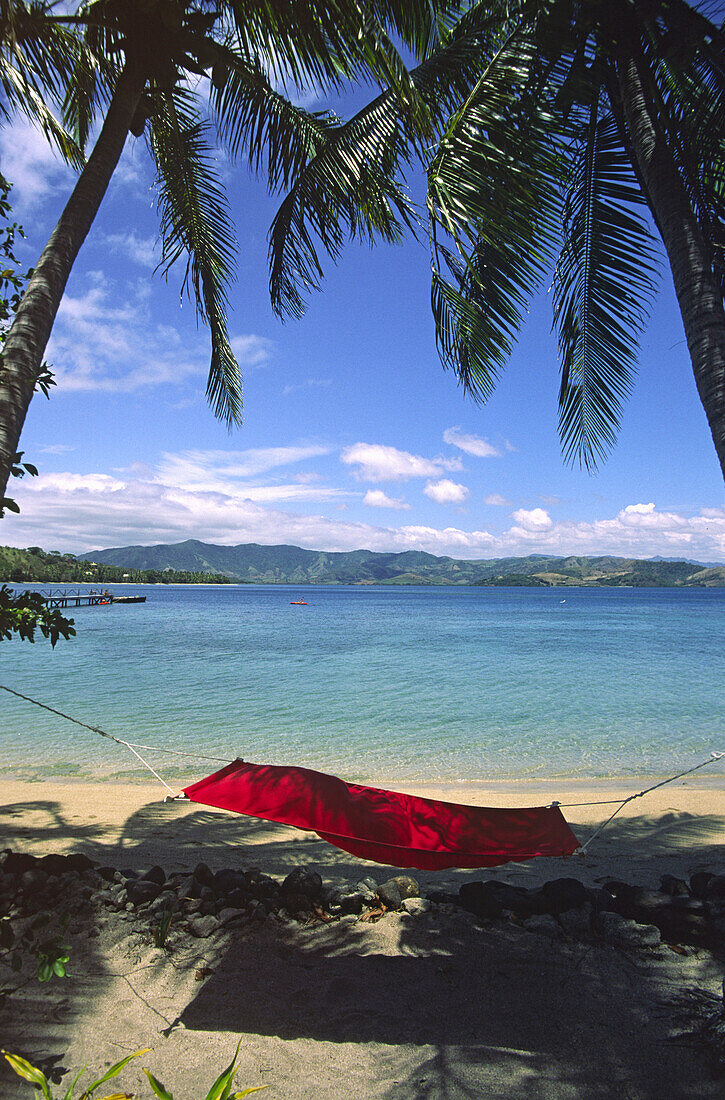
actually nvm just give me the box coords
[1,81,724,563]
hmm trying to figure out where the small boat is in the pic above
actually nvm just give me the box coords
[290,597,308,605]
[111,595,147,604]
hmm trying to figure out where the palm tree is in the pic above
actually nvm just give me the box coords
[0,0,447,509]
[270,0,725,481]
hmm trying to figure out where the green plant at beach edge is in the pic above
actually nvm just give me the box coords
[2,1043,268,1100]
[2,1048,148,1100]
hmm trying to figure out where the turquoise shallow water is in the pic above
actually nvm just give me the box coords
[1,583,724,785]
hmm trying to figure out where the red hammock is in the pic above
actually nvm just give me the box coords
[183,760,580,871]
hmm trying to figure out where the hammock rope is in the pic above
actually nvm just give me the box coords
[2,684,722,857]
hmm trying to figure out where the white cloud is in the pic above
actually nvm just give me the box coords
[341,443,462,482]
[0,118,74,208]
[157,446,331,487]
[363,490,410,510]
[443,427,501,458]
[424,479,470,505]
[511,507,553,532]
[39,444,76,455]
[5,471,725,565]
[485,493,511,506]
[102,231,157,268]
[283,378,332,396]
[45,275,273,397]
[230,334,274,369]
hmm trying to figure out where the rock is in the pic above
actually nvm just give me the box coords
[189,914,219,938]
[558,905,593,938]
[66,853,95,874]
[401,897,432,916]
[540,878,588,914]
[213,869,246,895]
[1,852,36,875]
[141,865,166,886]
[377,881,402,910]
[283,892,315,917]
[523,914,562,938]
[391,875,419,900]
[96,866,117,883]
[690,871,715,899]
[38,854,70,877]
[337,889,368,915]
[118,868,139,880]
[126,880,162,906]
[705,875,725,900]
[359,877,378,892]
[217,907,246,925]
[20,868,49,893]
[281,867,323,900]
[178,875,202,900]
[193,862,215,889]
[226,888,250,909]
[458,881,504,920]
[596,911,661,949]
[659,874,690,897]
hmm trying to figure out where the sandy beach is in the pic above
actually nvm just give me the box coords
[1,774,724,1098]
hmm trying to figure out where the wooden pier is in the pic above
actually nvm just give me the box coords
[39,590,146,608]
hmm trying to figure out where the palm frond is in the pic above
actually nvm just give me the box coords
[148,88,242,425]
[426,30,563,397]
[266,0,520,319]
[209,44,339,192]
[552,105,658,470]
[0,0,84,165]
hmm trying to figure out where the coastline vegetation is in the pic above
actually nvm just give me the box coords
[2,542,724,588]
[0,546,232,586]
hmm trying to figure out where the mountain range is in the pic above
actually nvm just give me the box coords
[78,540,725,587]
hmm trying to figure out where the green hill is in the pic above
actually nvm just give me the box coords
[60,540,725,586]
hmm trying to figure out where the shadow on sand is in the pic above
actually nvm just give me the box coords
[1,796,723,1098]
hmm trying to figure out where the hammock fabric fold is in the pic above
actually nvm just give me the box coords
[183,760,580,871]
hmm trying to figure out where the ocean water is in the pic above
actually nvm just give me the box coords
[1,583,724,786]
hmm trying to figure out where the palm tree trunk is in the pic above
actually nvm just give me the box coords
[0,56,147,507]
[614,49,725,483]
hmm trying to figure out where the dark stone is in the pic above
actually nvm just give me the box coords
[141,865,166,886]
[427,890,456,905]
[659,875,690,897]
[193,862,215,889]
[226,888,250,909]
[389,875,419,900]
[705,875,725,900]
[337,889,367,915]
[126,880,162,906]
[118,868,139,880]
[540,878,588,914]
[20,868,48,893]
[377,880,403,910]
[281,868,323,900]
[690,872,715,900]
[1,852,36,875]
[96,866,118,882]
[38,854,70,877]
[199,886,216,904]
[607,883,710,944]
[247,876,279,900]
[284,892,315,916]
[459,881,504,920]
[213,869,246,895]
[178,875,202,900]
[66,853,96,874]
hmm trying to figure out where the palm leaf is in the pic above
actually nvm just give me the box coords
[148,88,242,425]
[426,30,563,396]
[266,0,518,319]
[552,104,658,469]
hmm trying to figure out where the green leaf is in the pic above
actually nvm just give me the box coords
[143,1068,174,1100]
[204,1040,242,1100]
[2,1052,53,1100]
[81,1049,149,1096]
